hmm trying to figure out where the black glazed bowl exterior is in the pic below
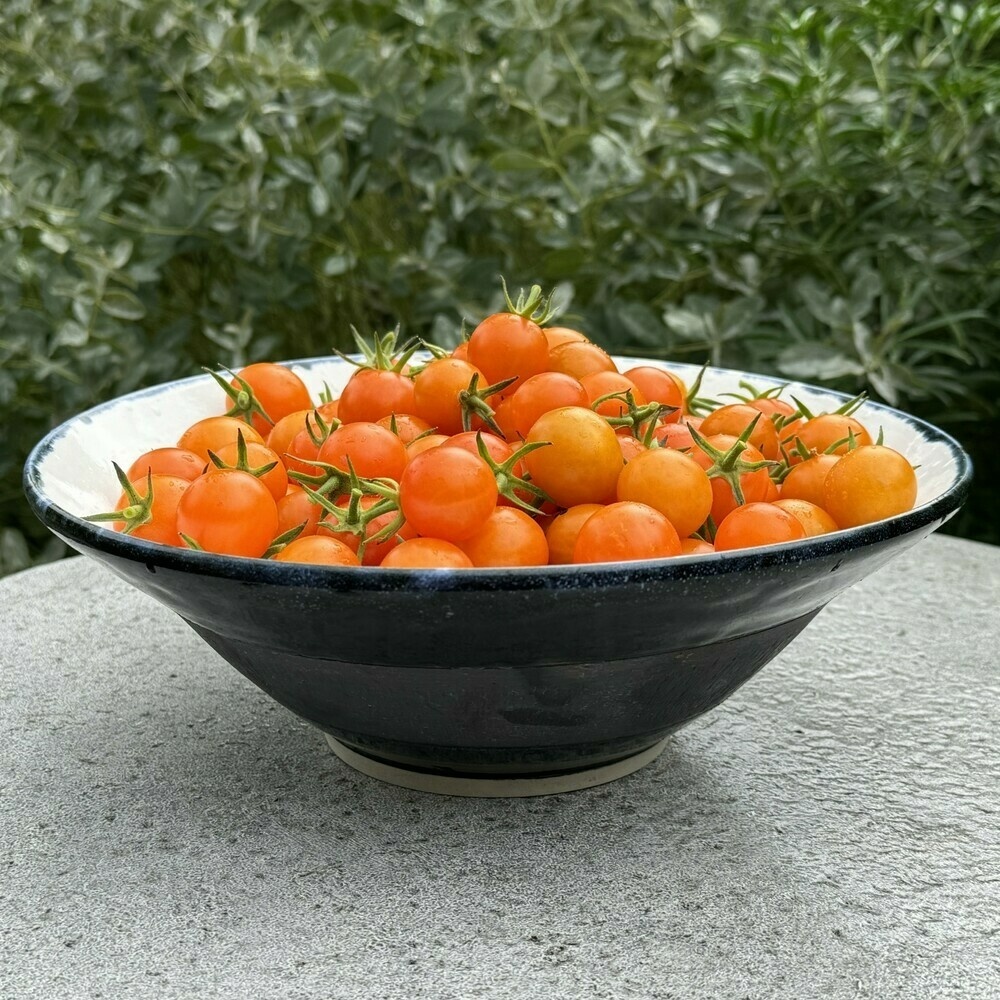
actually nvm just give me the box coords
[24,358,972,777]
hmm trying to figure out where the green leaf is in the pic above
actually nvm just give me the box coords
[100,289,146,321]
[489,151,551,172]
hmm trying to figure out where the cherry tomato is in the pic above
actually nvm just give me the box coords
[580,371,647,419]
[791,413,872,462]
[176,469,278,558]
[688,433,773,524]
[616,448,713,539]
[266,409,313,461]
[458,507,549,567]
[337,368,417,424]
[406,433,450,460]
[573,501,681,563]
[680,537,715,556]
[317,421,408,481]
[376,413,433,445]
[412,358,489,436]
[231,363,313,436]
[616,432,647,464]
[655,421,696,451]
[714,502,807,551]
[177,416,265,463]
[211,440,288,500]
[547,341,618,380]
[623,366,686,423]
[524,406,623,507]
[126,447,205,483]
[468,311,549,389]
[822,445,917,528]
[780,453,841,508]
[273,535,361,566]
[380,538,474,569]
[508,372,590,438]
[772,498,839,537]
[276,487,323,539]
[112,474,190,546]
[399,446,498,542]
[545,504,603,565]
[699,403,781,460]
[543,326,589,353]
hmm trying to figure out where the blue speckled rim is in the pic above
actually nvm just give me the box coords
[23,358,973,593]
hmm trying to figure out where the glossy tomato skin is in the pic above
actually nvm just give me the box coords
[458,507,549,567]
[232,363,313,436]
[177,416,265,463]
[714,502,807,551]
[337,368,416,424]
[542,326,589,353]
[276,487,323,538]
[412,358,487,436]
[547,341,617,380]
[573,501,681,563]
[822,445,917,528]
[508,372,590,438]
[399,447,498,543]
[380,537,474,569]
[616,448,713,539]
[544,503,603,565]
[790,413,872,462]
[114,474,190,546]
[376,413,433,445]
[468,312,549,389]
[273,535,361,566]
[780,453,840,508]
[623,366,686,423]
[772,498,839,537]
[700,403,781,460]
[266,410,313,464]
[176,469,278,558]
[126,448,205,483]
[524,406,623,508]
[316,422,408,481]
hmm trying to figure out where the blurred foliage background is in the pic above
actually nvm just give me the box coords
[2,0,998,575]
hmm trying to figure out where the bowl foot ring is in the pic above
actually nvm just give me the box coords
[324,735,669,797]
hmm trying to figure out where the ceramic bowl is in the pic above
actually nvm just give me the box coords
[24,357,972,794]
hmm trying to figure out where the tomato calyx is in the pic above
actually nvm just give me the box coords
[500,276,560,326]
[84,464,155,534]
[595,390,675,444]
[689,415,776,506]
[307,465,404,562]
[204,366,275,429]
[789,391,868,423]
[336,326,421,373]
[459,372,517,435]
[473,433,553,513]
[207,429,278,480]
[261,522,307,559]
[683,362,719,417]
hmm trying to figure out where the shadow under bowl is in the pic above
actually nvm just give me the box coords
[23,358,972,788]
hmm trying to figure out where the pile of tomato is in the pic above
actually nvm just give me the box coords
[89,284,919,569]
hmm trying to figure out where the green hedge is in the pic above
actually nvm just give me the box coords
[3,0,998,573]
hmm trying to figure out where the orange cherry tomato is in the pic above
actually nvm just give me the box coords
[700,403,781,460]
[547,341,618,380]
[177,416,265,463]
[616,448,713,539]
[266,409,313,462]
[273,535,361,566]
[211,440,288,501]
[112,474,190,546]
[316,421,408,481]
[790,413,873,463]
[376,413,434,445]
[772,498,839,536]
[275,488,323,539]
[468,311,549,390]
[780,453,841,508]
[543,326,589,353]
[714,502,807,551]
[508,372,590,438]
[458,507,549,567]
[524,406,623,508]
[126,447,205,483]
[176,469,278,558]
[822,445,917,528]
[573,501,681,563]
[231,362,313,436]
[380,538,474,569]
[544,504,604,565]
[337,368,417,424]
[623,366,686,422]
[412,358,489,436]
[580,371,647,419]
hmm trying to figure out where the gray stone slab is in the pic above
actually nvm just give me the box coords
[2,535,999,1000]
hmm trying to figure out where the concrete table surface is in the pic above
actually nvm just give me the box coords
[2,534,998,1000]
